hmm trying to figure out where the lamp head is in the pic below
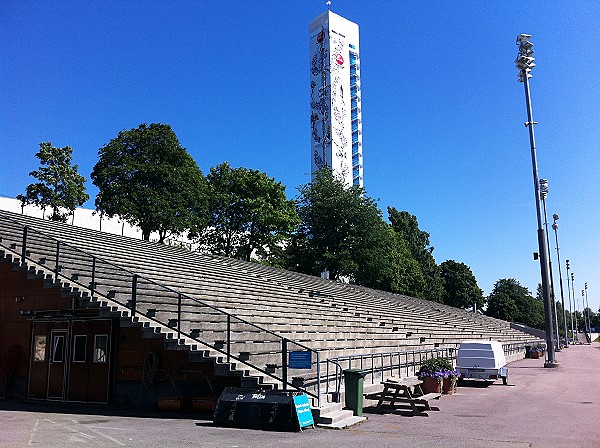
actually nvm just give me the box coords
[553,213,559,221]
[516,34,532,44]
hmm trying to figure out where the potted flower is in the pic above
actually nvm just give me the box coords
[530,345,544,359]
[292,376,305,388]
[440,368,459,395]
[417,358,444,394]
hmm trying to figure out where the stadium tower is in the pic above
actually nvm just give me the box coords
[309,10,363,188]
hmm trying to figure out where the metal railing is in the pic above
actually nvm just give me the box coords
[326,347,457,401]
[0,213,322,405]
[326,339,544,402]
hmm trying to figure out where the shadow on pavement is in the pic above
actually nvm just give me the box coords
[0,398,214,421]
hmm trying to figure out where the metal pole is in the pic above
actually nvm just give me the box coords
[282,338,288,390]
[566,262,574,342]
[584,284,591,334]
[572,274,578,337]
[521,66,557,366]
[552,219,569,347]
[21,226,28,265]
[541,191,560,350]
[131,274,138,317]
[582,290,589,336]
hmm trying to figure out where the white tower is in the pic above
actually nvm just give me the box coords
[309,10,363,188]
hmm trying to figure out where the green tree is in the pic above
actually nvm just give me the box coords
[485,278,544,328]
[486,292,519,322]
[440,260,485,310]
[91,123,206,242]
[195,162,299,262]
[286,169,422,294]
[17,142,89,222]
[388,207,443,302]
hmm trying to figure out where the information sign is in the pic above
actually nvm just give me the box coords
[288,351,312,369]
[293,394,314,429]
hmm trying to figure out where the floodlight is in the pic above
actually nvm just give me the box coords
[516,34,532,43]
[520,41,534,52]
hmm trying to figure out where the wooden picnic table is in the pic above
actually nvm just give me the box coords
[373,376,441,414]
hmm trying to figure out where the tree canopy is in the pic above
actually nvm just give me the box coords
[17,142,89,222]
[485,278,545,328]
[440,260,485,310]
[388,207,443,302]
[285,169,422,294]
[91,123,206,242]
[195,162,299,262]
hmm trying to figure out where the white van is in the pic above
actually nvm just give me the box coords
[456,340,509,385]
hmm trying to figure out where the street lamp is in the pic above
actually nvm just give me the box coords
[582,287,591,335]
[582,290,588,336]
[584,282,591,334]
[515,34,557,366]
[571,272,578,337]
[539,179,560,350]
[566,260,575,342]
[552,214,569,347]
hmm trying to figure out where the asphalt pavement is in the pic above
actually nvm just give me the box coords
[1,342,599,448]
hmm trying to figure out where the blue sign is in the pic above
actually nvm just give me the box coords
[289,351,312,369]
[293,394,314,429]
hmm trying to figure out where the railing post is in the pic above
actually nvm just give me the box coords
[21,226,28,265]
[282,338,288,390]
[177,293,182,338]
[131,274,138,317]
[54,241,60,279]
[316,351,321,407]
[91,256,96,298]
[226,315,231,363]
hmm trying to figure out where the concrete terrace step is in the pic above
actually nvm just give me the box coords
[0,209,536,383]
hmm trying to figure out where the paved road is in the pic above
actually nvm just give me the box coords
[1,343,599,447]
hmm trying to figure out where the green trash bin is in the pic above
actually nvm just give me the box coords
[343,368,367,416]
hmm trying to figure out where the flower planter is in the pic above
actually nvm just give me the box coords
[157,396,186,411]
[421,376,442,394]
[442,377,456,395]
[192,396,217,413]
[291,377,305,388]
[530,351,541,359]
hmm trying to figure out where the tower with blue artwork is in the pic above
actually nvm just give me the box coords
[309,10,363,188]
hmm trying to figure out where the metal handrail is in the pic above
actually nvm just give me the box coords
[0,212,322,405]
[326,346,458,401]
[325,339,544,402]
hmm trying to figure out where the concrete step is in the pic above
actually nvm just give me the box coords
[317,415,366,429]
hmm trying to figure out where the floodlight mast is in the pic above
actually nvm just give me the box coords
[539,179,560,350]
[515,34,558,366]
[552,215,569,347]
[584,282,591,335]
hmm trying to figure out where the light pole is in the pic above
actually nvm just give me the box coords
[566,260,574,343]
[584,282,591,334]
[515,34,557,366]
[582,289,590,335]
[571,272,578,337]
[552,215,569,347]
[539,179,560,350]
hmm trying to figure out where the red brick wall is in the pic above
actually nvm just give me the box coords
[0,263,72,377]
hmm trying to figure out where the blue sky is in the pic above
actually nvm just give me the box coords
[2,1,599,313]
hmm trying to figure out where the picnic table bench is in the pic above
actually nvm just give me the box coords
[369,376,441,414]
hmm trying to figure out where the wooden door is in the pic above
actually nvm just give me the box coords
[67,320,111,403]
[28,322,49,399]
